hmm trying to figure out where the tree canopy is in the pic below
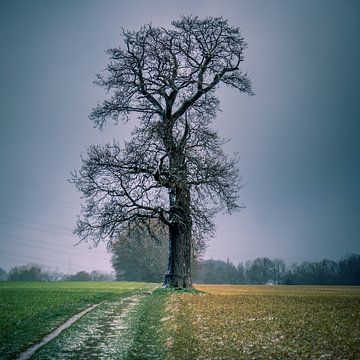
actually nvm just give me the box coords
[111,225,168,282]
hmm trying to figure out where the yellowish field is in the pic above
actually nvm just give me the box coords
[196,284,360,296]
[164,285,360,360]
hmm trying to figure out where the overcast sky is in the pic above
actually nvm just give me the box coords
[1,0,359,273]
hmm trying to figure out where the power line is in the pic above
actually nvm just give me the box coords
[0,218,74,238]
[0,190,79,209]
[0,213,73,232]
[0,250,92,272]
[0,236,110,261]
[0,232,111,261]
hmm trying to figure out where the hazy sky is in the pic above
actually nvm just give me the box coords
[1,0,359,273]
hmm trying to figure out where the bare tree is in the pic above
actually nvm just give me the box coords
[71,16,253,288]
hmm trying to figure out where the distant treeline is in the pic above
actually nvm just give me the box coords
[113,252,360,285]
[0,264,115,282]
[2,254,359,285]
[110,225,360,285]
[194,254,360,285]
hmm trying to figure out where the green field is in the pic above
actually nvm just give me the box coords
[0,281,156,359]
[1,283,359,359]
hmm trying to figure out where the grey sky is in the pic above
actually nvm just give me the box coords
[1,0,359,273]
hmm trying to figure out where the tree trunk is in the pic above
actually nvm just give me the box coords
[163,186,193,288]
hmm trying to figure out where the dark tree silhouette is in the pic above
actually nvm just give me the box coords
[8,264,42,281]
[111,224,168,282]
[66,271,92,281]
[71,16,253,288]
[0,266,7,281]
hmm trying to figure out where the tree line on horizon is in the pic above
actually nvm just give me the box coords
[113,252,360,286]
[194,255,360,285]
[0,264,115,282]
[1,253,359,285]
[110,226,360,285]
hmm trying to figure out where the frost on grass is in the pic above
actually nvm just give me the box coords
[33,295,141,359]
[165,285,360,360]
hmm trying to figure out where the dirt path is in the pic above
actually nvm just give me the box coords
[18,303,102,360]
[19,294,143,360]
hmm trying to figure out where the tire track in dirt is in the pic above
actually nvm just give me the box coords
[19,294,143,360]
[18,303,101,360]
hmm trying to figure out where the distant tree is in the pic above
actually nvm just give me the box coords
[67,271,92,281]
[272,258,286,284]
[237,262,245,284]
[71,15,253,288]
[111,225,168,282]
[8,264,42,281]
[195,259,217,284]
[195,259,241,284]
[282,263,297,285]
[315,259,338,285]
[222,259,241,284]
[338,254,360,285]
[246,257,274,284]
[284,259,339,285]
[0,266,7,281]
[284,262,312,285]
[90,270,115,281]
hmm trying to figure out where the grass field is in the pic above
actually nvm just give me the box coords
[1,283,359,359]
[165,285,360,359]
[0,281,156,359]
